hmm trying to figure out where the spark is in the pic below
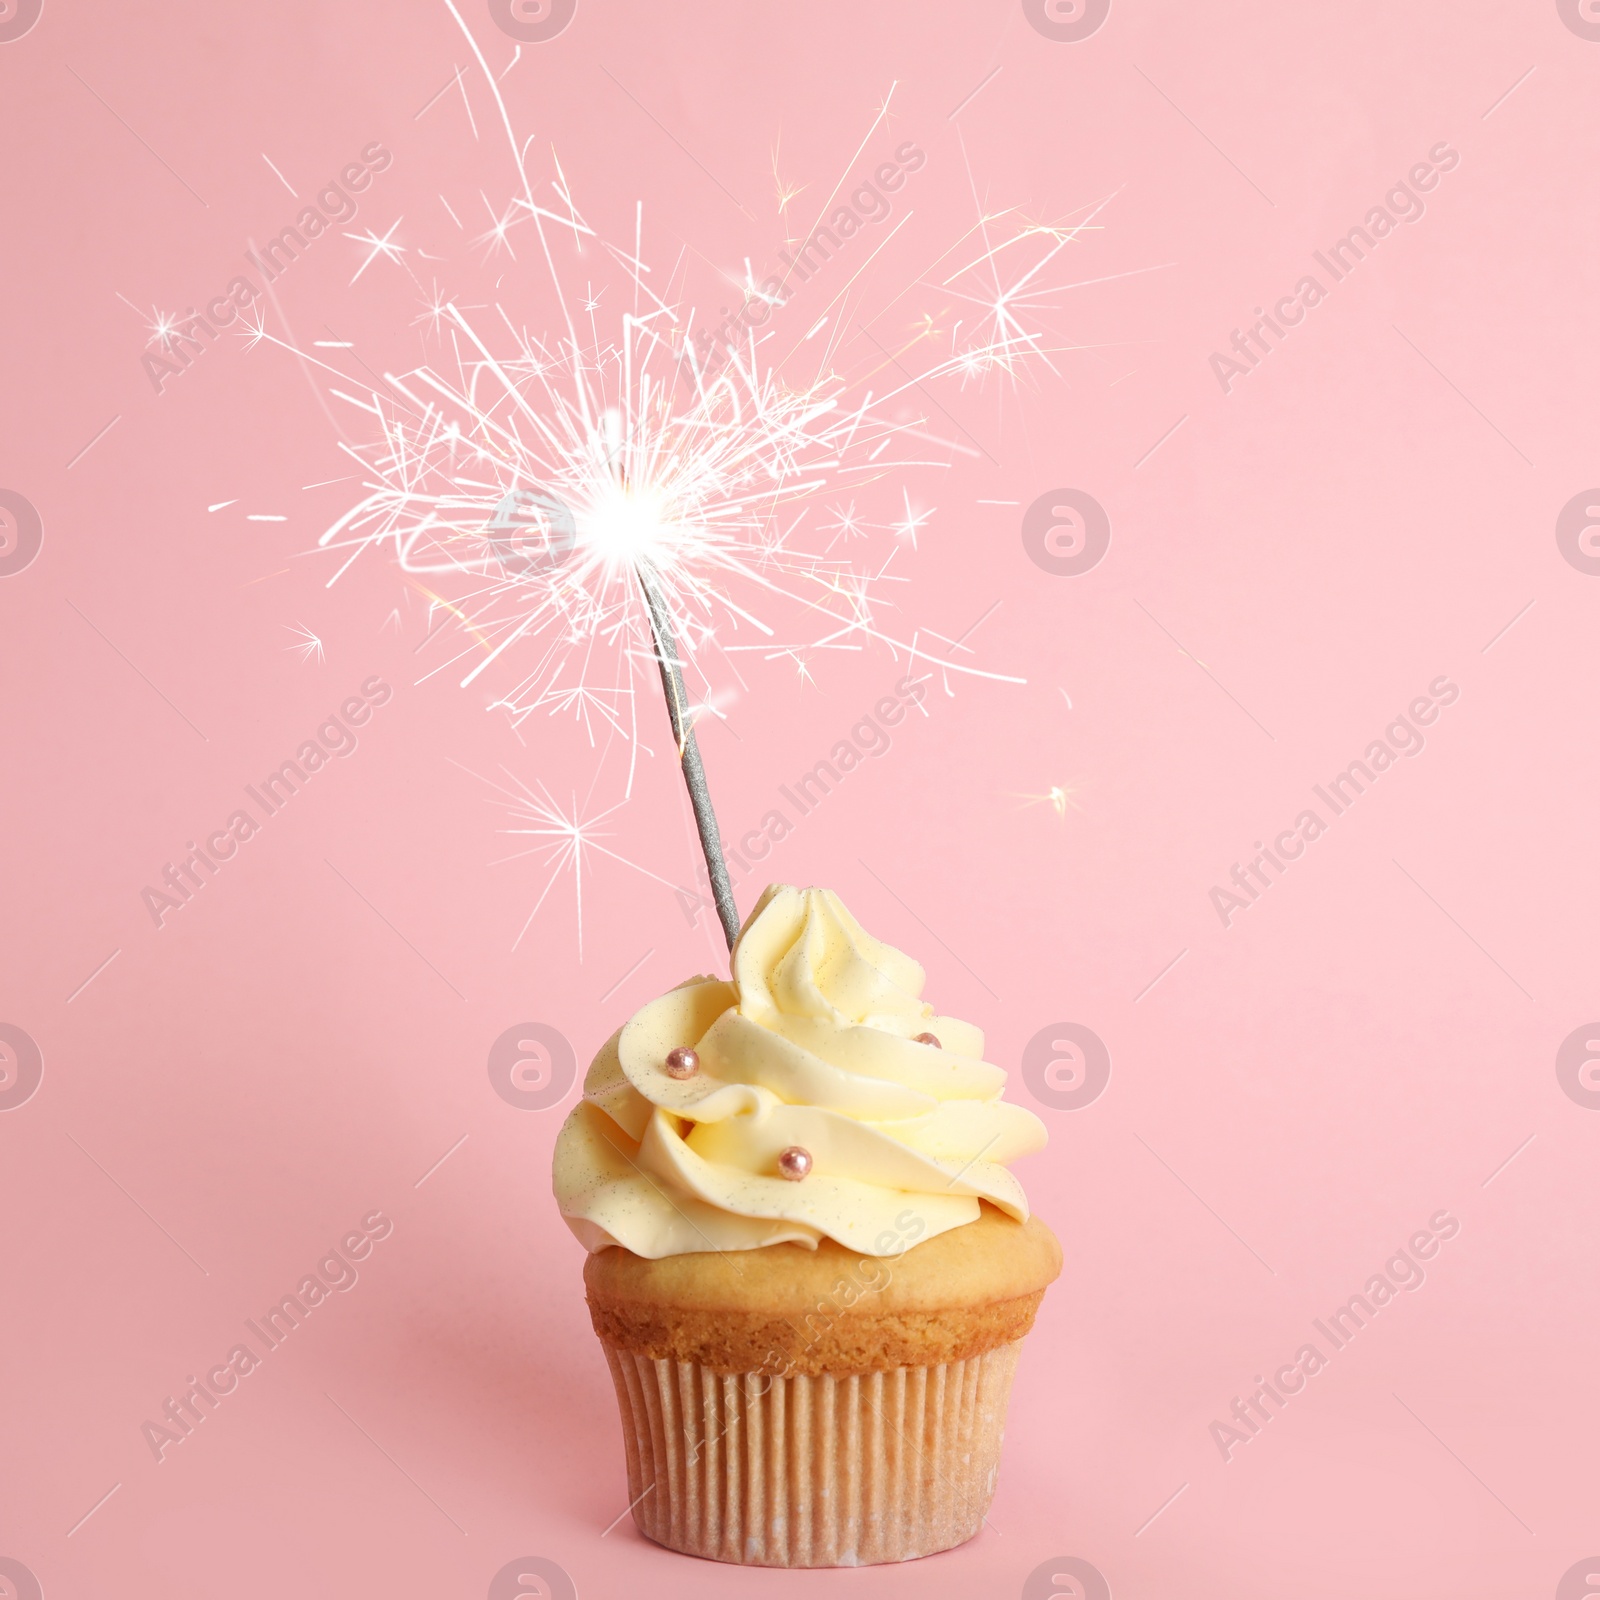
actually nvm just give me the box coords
[1019,780,1083,818]
[285,622,325,663]
[414,278,460,334]
[770,138,807,224]
[466,762,680,956]
[777,648,816,686]
[144,308,181,350]
[820,500,867,547]
[929,163,1123,389]
[940,213,1080,384]
[894,490,932,548]
[345,219,407,283]
[236,302,270,350]
[472,192,524,259]
[262,152,297,196]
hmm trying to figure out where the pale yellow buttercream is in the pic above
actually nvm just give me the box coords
[552,884,1047,1258]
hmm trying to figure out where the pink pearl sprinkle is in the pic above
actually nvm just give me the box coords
[776,1145,812,1181]
[914,1031,941,1048]
[664,1047,699,1079]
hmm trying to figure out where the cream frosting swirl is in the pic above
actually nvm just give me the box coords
[552,884,1047,1258]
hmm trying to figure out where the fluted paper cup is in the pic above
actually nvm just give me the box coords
[600,1339,1021,1567]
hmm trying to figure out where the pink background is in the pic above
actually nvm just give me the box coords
[4,2,1599,1596]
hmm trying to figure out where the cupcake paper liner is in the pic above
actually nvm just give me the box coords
[600,1338,1022,1567]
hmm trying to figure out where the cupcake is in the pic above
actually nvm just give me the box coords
[552,883,1060,1566]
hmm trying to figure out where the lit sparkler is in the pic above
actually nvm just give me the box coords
[1019,780,1084,819]
[301,274,977,942]
[252,0,1129,953]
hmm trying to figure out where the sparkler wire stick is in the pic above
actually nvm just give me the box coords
[636,561,741,951]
